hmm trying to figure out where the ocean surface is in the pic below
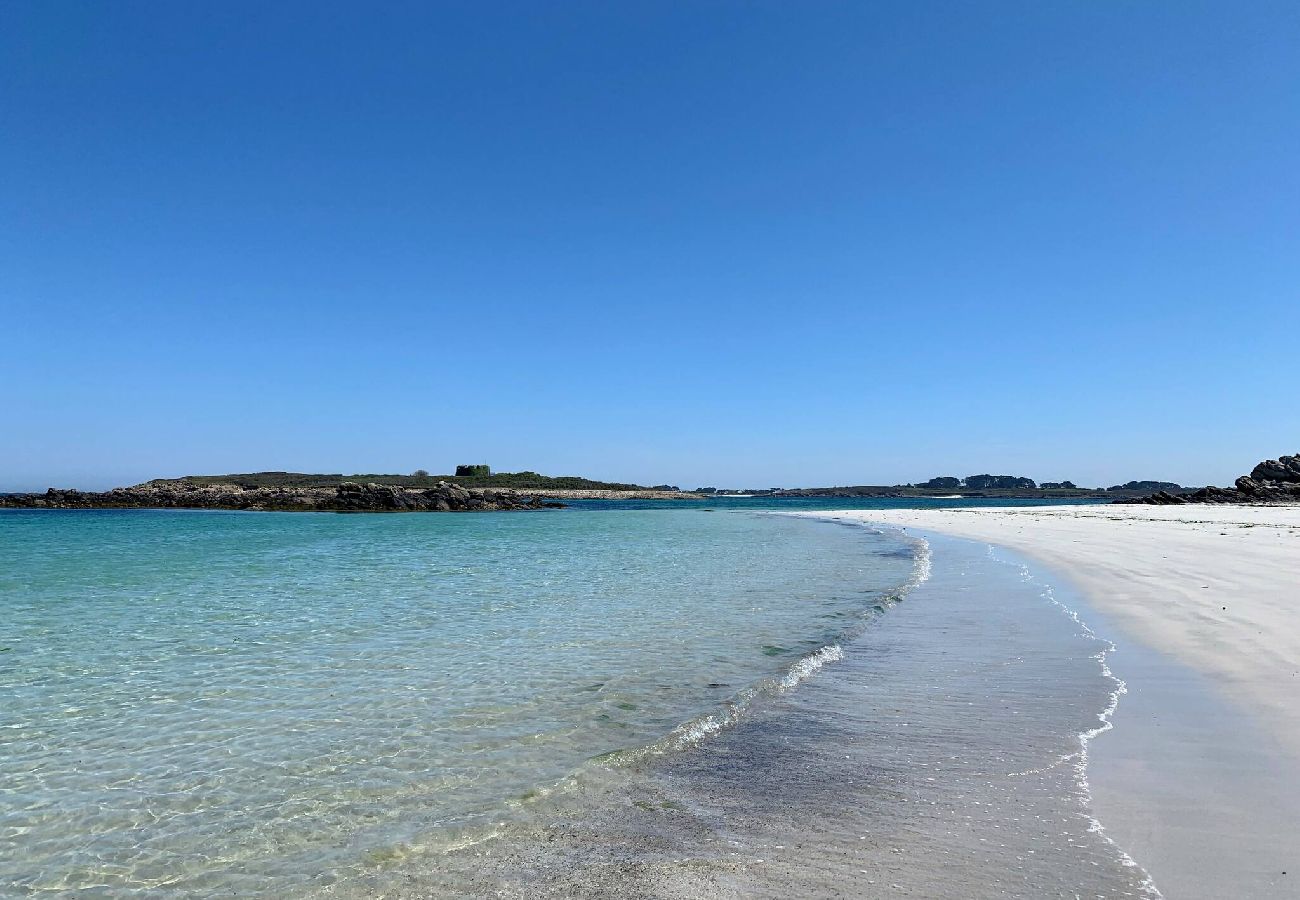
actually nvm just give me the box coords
[0,502,1147,897]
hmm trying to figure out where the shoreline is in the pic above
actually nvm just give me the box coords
[350,525,1163,898]
[9,504,1297,896]
[796,505,1300,898]
[792,504,1300,756]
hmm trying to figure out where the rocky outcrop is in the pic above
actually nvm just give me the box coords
[1249,455,1300,484]
[0,480,559,512]
[1126,453,1300,505]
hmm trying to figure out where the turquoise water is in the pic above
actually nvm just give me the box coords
[0,508,917,896]
[395,532,1156,899]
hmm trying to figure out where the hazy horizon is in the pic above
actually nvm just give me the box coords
[5,3,1297,492]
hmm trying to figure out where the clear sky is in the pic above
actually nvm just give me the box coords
[4,2,1298,491]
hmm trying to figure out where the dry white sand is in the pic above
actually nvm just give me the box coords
[795,503,1300,898]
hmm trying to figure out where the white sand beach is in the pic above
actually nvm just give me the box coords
[800,504,1300,899]
[801,504,1300,750]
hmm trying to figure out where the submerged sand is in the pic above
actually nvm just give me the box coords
[330,530,1159,899]
[314,505,1299,898]
[800,504,1300,898]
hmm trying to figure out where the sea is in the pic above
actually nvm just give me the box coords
[0,498,1154,897]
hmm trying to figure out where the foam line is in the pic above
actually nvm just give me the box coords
[982,544,1164,900]
[607,521,935,761]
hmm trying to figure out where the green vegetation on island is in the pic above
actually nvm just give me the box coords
[141,468,645,491]
[10,464,1207,506]
[772,473,1187,500]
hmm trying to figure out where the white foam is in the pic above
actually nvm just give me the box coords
[984,545,1163,900]
[786,513,1162,897]
[780,643,845,690]
[666,643,850,751]
[606,518,935,765]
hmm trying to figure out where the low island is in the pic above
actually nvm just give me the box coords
[9,455,1297,512]
[0,479,558,512]
[0,466,696,512]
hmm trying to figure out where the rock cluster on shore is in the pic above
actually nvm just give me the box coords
[0,480,558,512]
[1132,453,1300,505]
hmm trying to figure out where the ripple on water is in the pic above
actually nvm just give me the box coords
[0,508,916,896]
[351,531,1158,899]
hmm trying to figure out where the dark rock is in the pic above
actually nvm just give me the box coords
[0,479,558,513]
[1250,454,1300,484]
[1124,451,1300,505]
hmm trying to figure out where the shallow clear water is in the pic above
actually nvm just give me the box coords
[0,508,916,896]
[380,530,1156,899]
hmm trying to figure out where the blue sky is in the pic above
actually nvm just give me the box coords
[3,2,1297,491]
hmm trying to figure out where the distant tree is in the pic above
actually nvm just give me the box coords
[412,469,430,477]
[1108,480,1181,492]
[965,474,1037,490]
[922,476,962,489]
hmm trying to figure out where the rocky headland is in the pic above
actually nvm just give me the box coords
[1129,453,1300,505]
[0,480,559,512]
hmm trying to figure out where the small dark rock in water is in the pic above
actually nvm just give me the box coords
[0,480,559,513]
[1122,453,1300,506]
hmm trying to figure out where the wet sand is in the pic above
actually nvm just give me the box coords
[328,532,1164,898]
[802,506,1300,898]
